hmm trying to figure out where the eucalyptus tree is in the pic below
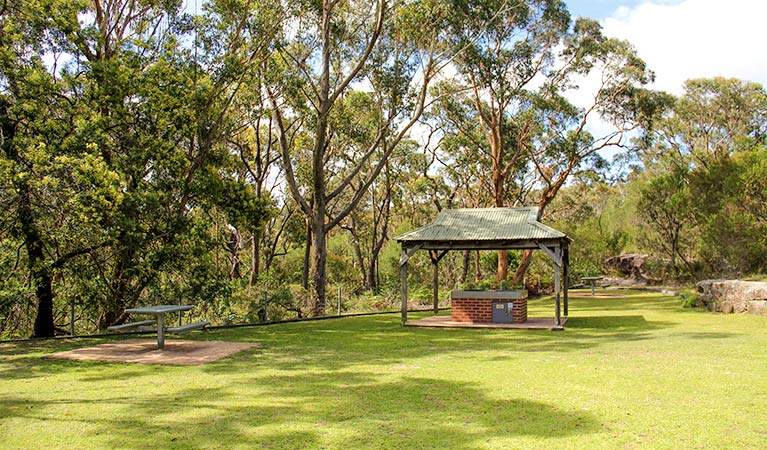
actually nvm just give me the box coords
[509,19,666,284]
[432,2,661,284]
[430,0,570,282]
[652,78,767,170]
[267,0,451,316]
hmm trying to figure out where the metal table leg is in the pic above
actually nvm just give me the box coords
[156,314,165,349]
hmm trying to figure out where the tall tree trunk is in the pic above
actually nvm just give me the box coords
[249,232,259,287]
[460,250,470,284]
[512,249,533,287]
[302,218,311,291]
[370,258,380,292]
[100,235,136,330]
[367,248,381,292]
[513,199,547,286]
[492,144,509,282]
[341,217,368,290]
[352,236,373,291]
[226,227,242,279]
[474,250,481,282]
[1,103,55,337]
[309,209,327,316]
[497,250,509,284]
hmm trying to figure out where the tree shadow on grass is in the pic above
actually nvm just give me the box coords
[196,310,683,373]
[0,308,678,383]
[0,373,600,448]
[559,294,682,313]
[667,331,740,340]
[0,388,321,449]
[567,315,654,330]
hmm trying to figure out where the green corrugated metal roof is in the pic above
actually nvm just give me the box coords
[395,207,566,243]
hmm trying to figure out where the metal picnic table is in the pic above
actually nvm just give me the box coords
[580,276,604,296]
[108,304,208,349]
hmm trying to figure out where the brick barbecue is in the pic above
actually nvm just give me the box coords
[451,290,528,324]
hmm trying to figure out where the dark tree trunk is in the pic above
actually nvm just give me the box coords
[352,232,369,291]
[460,250,470,284]
[100,226,138,330]
[250,229,260,286]
[367,249,380,292]
[474,250,481,282]
[23,194,55,338]
[302,218,311,290]
[1,101,56,338]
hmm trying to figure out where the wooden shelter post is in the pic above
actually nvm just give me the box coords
[554,264,561,326]
[430,251,439,315]
[399,244,421,325]
[429,250,449,315]
[400,249,408,325]
[539,243,564,326]
[563,245,569,317]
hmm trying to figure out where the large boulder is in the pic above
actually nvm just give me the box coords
[604,254,650,282]
[695,279,767,315]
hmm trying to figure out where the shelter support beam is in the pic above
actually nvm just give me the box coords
[399,244,422,265]
[538,243,563,268]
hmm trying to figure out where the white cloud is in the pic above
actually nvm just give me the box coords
[602,0,767,95]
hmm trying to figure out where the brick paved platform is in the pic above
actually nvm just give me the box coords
[405,316,567,330]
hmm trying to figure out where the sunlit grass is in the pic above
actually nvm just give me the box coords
[2,290,767,449]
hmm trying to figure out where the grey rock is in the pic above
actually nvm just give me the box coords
[695,279,767,315]
[604,254,650,281]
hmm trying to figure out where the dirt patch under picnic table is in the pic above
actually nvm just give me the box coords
[47,339,258,366]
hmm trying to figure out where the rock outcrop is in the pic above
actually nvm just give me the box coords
[695,279,767,315]
[604,254,650,282]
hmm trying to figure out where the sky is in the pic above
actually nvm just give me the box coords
[565,0,767,95]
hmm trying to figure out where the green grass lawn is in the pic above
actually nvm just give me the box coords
[2,290,767,449]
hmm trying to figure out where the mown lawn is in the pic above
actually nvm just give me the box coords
[2,290,767,449]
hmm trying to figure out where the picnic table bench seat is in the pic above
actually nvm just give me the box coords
[107,320,156,332]
[166,321,210,333]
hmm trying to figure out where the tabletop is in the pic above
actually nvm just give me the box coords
[580,276,604,281]
[125,305,194,315]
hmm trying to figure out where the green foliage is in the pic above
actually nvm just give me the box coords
[475,251,520,282]
[680,292,698,308]
[0,0,276,336]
